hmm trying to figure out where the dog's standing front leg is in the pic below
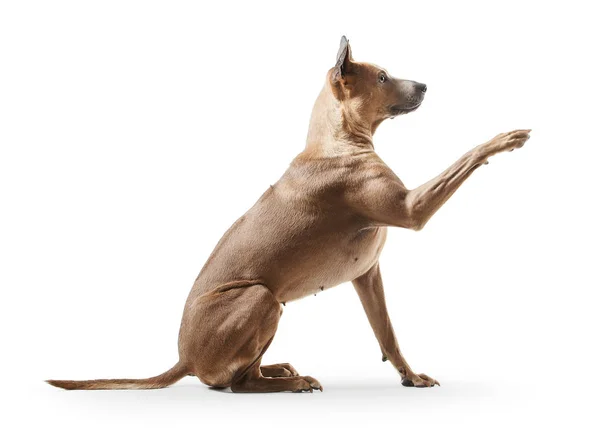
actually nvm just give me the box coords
[352,263,439,387]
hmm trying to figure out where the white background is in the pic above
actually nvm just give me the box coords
[1,0,599,426]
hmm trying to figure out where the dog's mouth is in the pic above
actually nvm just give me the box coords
[389,102,422,116]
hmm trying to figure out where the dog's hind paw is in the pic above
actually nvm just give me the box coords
[293,376,323,393]
[261,363,299,378]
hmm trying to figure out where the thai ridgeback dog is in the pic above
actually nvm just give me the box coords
[48,36,530,392]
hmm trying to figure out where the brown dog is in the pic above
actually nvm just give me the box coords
[48,36,530,392]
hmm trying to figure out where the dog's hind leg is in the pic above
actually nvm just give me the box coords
[229,307,321,392]
[181,283,321,392]
[260,363,299,378]
[232,362,322,393]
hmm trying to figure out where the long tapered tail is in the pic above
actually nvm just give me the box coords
[46,362,189,390]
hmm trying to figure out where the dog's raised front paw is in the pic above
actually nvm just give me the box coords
[485,129,531,156]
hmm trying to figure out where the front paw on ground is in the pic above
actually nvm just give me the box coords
[401,373,440,388]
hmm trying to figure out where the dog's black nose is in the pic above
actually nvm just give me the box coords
[417,83,427,93]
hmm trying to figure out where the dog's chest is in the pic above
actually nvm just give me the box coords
[274,224,388,301]
[343,226,388,275]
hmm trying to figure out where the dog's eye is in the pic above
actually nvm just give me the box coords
[378,74,387,83]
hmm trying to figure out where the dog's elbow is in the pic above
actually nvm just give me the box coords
[396,212,426,231]
[403,200,426,231]
[405,216,426,231]
[410,220,426,232]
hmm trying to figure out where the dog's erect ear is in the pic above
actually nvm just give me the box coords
[331,35,353,83]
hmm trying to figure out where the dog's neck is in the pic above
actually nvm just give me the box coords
[303,83,376,158]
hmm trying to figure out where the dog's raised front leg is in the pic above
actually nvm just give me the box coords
[352,263,439,387]
[349,129,531,230]
[405,129,531,230]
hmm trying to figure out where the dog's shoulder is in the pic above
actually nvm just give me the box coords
[284,153,376,190]
[272,152,398,206]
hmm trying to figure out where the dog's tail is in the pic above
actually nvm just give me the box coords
[46,362,189,390]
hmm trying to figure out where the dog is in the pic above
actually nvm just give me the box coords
[47,36,530,392]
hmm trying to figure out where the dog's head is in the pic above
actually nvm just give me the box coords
[329,36,426,127]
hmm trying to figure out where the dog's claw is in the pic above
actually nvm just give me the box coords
[301,375,323,392]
